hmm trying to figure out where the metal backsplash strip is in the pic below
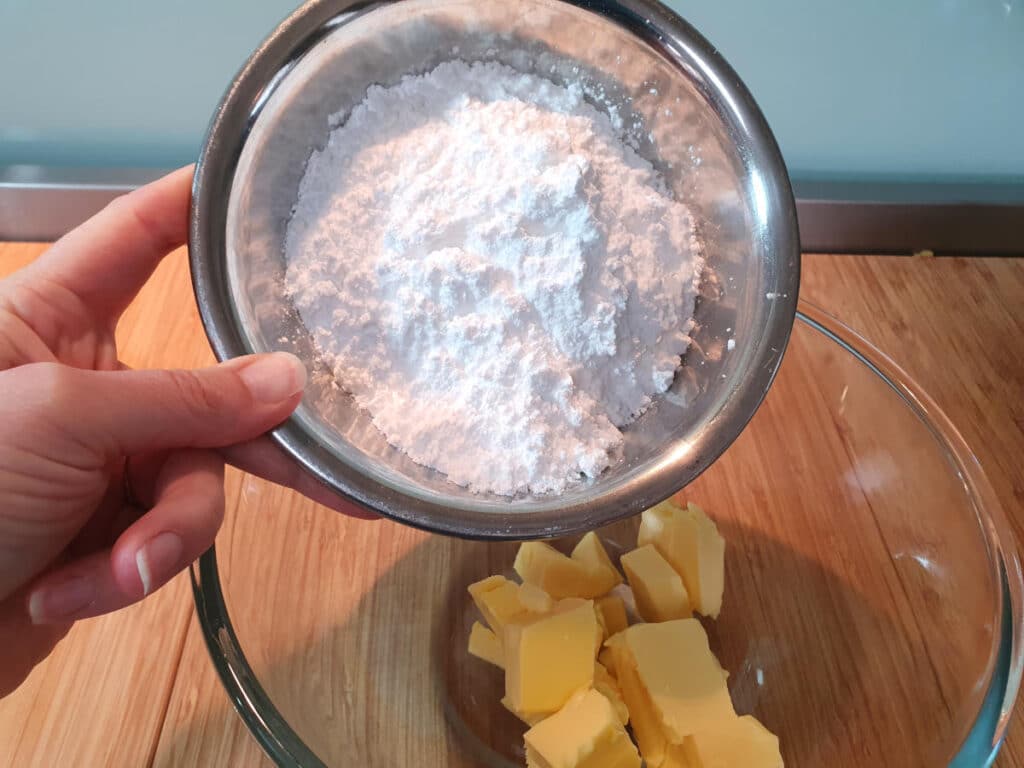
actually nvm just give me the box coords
[0,166,175,243]
[2,166,1022,254]
[792,179,1024,256]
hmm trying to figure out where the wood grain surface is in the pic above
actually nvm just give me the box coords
[0,241,1021,767]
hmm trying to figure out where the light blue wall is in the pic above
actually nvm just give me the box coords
[1,0,1021,181]
[681,0,1024,181]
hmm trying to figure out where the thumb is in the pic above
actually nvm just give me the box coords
[19,352,307,458]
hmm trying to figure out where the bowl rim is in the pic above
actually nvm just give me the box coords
[188,0,802,539]
[191,300,1024,767]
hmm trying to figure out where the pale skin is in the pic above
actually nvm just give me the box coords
[0,166,374,697]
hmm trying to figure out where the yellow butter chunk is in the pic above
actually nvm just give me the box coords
[469,576,528,634]
[638,500,725,618]
[603,633,667,765]
[620,545,692,622]
[589,663,626,729]
[466,526,779,768]
[515,541,619,599]
[595,595,629,639]
[503,695,545,726]
[571,532,623,595]
[683,715,783,768]
[519,582,555,613]
[505,601,598,716]
[548,597,604,655]
[524,688,641,768]
[597,645,618,675]
[468,575,550,636]
[468,621,504,668]
[593,661,629,725]
[623,619,735,742]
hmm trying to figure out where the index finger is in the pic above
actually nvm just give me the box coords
[26,165,194,321]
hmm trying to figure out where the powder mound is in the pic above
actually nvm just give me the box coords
[285,60,702,496]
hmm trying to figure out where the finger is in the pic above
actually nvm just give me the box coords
[27,450,224,622]
[24,166,193,321]
[11,352,307,460]
[222,437,379,520]
[0,585,72,696]
[118,449,224,598]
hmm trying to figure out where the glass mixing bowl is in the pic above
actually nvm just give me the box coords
[192,302,1023,767]
[189,0,800,538]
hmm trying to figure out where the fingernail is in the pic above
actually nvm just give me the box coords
[135,532,184,596]
[28,576,95,624]
[236,352,307,403]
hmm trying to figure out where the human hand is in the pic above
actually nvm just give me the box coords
[0,166,371,696]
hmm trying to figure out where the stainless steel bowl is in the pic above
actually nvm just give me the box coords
[189,0,801,538]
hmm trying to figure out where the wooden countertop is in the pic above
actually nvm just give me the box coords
[0,243,1021,767]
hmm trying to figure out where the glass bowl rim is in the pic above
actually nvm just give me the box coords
[190,299,1024,768]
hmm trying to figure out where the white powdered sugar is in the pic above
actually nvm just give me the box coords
[285,60,702,496]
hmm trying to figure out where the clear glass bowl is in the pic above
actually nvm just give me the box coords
[192,302,1023,767]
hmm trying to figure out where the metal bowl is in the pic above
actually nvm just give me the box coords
[189,0,800,538]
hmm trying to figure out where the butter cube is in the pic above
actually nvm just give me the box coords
[638,500,725,618]
[519,582,555,613]
[524,688,641,768]
[515,541,619,599]
[594,661,629,725]
[604,633,668,765]
[468,621,504,668]
[595,595,629,639]
[620,545,692,622]
[622,619,735,742]
[505,601,598,716]
[469,576,529,634]
[603,621,736,764]
[571,532,623,595]
[683,715,783,768]
[468,575,550,636]
[550,597,604,655]
[597,646,618,676]
[503,695,545,726]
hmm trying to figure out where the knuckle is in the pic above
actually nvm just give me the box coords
[0,362,89,452]
[17,361,73,408]
[165,369,231,419]
[107,191,176,253]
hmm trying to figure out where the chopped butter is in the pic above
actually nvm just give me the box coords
[638,500,725,618]
[505,601,598,716]
[515,541,620,599]
[519,582,555,613]
[604,633,668,765]
[595,595,629,640]
[620,545,692,622]
[524,688,641,768]
[468,621,504,668]
[593,661,629,725]
[683,715,783,768]
[623,619,735,742]
[571,532,623,595]
[503,695,546,726]
[468,575,550,636]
